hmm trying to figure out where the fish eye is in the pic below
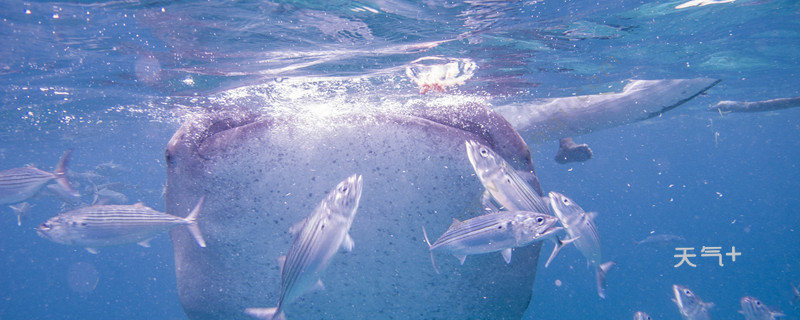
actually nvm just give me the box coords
[536,217,544,224]
[684,289,692,296]
[755,301,761,305]
[479,148,489,158]
[40,223,51,231]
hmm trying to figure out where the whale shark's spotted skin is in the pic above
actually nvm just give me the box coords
[166,102,543,320]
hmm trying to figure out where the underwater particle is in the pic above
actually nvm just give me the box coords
[554,279,562,287]
[67,262,99,294]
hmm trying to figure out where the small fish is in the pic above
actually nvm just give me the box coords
[465,140,572,267]
[633,311,652,320]
[0,150,79,205]
[549,191,614,299]
[37,196,205,253]
[636,233,686,245]
[739,296,784,320]
[8,202,33,226]
[422,210,561,274]
[92,187,128,205]
[672,284,713,320]
[245,174,363,320]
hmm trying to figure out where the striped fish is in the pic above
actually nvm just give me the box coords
[549,191,614,299]
[422,210,561,274]
[673,285,713,320]
[245,174,363,320]
[465,140,573,268]
[36,196,205,253]
[465,140,549,214]
[0,150,79,205]
[739,296,784,320]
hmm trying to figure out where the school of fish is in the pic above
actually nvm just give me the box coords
[2,142,791,320]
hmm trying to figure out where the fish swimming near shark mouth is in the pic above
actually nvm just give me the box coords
[164,78,718,319]
[166,102,544,320]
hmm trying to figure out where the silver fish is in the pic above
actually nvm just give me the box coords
[633,311,652,320]
[465,140,572,267]
[739,296,784,320]
[465,140,549,214]
[8,202,33,226]
[0,150,78,205]
[672,284,713,320]
[422,210,561,274]
[92,188,129,205]
[636,233,686,245]
[549,191,614,299]
[245,174,363,320]
[37,196,205,253]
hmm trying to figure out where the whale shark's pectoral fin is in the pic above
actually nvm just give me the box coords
[555,137,593,164]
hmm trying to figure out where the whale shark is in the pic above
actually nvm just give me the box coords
[165,78,718,319]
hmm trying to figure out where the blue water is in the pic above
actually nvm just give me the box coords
[1,0,799,319]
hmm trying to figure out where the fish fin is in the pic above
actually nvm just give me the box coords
[277,256,286,273]
[289,218,307,235]
[244,307,284,320]
[184,196,206,248]
[587,211,598,220]
[53,150,80,198]
[312,279,325,292]
[133,202,146,207]
[422,226,439,274]
[480,190,500,213]
[705,302,714,309]
[86,248,99,254]
[455,254,467,265]
[544,235,570,268]
[792,282,800,304]
[594,261,615,299]
[451,218,461,225]
[340,233,354,252]
[501,248,513,264]
[137,238,153,248]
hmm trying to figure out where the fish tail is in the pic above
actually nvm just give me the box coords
[594,261,615,299]
[184,196,206,248]
[244,307,285,320]
[422,225,440,274]
[544,235,570,268]
[54,150,79,198]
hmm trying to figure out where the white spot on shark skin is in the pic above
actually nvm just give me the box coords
[675,0,735,10]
